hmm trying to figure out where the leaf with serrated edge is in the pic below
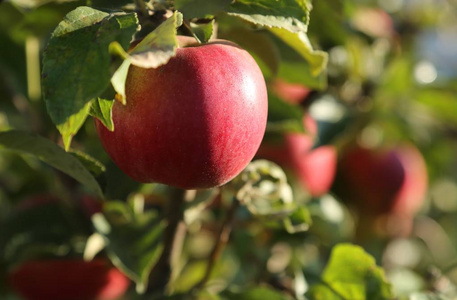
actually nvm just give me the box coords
[42,6,138,149]
[129,11,183,68]
[0,130,103,197]
[89,98,115,131]
[269,27,327,77]
[227,0,311,33]
[110,11,183,104]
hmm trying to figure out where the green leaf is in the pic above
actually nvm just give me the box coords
[220,26,279,78]
[283,206,312,233]
[110,11,182,104]
[269,27,327,77]
[0,130,103,197]
[227,0,311,33]
[92,201,165,293]
[89,98,115,131]
[222,286,292,300]
[0,201,92,266]
[57,100,91,151]
[190,20,215,43]
[307,244,394,300]
[69,149,106,177]
[69,149,107,191]
[42,7,138,148]
[175,0,232,19]
[227,160,294,218]
[266,93,306,134]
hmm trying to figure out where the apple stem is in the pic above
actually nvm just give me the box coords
[146,187,186,295]
[193,197,240,291]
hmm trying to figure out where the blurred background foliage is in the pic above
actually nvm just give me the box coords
[0,0,457,299]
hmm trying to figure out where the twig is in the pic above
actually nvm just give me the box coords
[193,198,240,290]
[147,187,186,295]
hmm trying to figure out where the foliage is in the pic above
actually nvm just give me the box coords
[1,0,457,299]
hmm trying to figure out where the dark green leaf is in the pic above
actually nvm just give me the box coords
[92,201,165,293]
[0,201,92,266]
[0,130,103,197]
[227,0,311,33]
[266,93,305,134]
[307,244,393,300]
[89,98,115,131]
[42,6,138,149]
[175,0,232,19]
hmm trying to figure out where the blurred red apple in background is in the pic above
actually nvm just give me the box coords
[256,115,337,196]
[96,36,268,190]
[337,144,428,217]
[9,259,130,300]
[271,79,312,104]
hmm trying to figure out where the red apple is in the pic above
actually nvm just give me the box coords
[256,115,337,196]
[271,79,312,104]
[338,144,428,216]
[96,36,268,189]
[9,259,130,300]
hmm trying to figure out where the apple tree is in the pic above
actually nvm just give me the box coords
[1,0,457,299]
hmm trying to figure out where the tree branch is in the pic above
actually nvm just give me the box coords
[193,198,240,290]
[147,187,186,295]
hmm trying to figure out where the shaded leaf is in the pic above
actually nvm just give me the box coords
[0,130,103,197]
[227,0,311,33]
[42,6,138,147]
[92,201,165,293]
[221,26,280,78]
[89,98,115,131]
[266,93,305,134]
[175,0,232,19]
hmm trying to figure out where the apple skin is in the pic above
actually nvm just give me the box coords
[338,144,428,217]
[9,259,130,300]
[256,116,337,196]
[96,37,268,189]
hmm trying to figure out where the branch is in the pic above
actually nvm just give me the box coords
[193,198,240,290]
[147,187,186,295]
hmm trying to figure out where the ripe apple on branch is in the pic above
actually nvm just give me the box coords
[96,36,268,190]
